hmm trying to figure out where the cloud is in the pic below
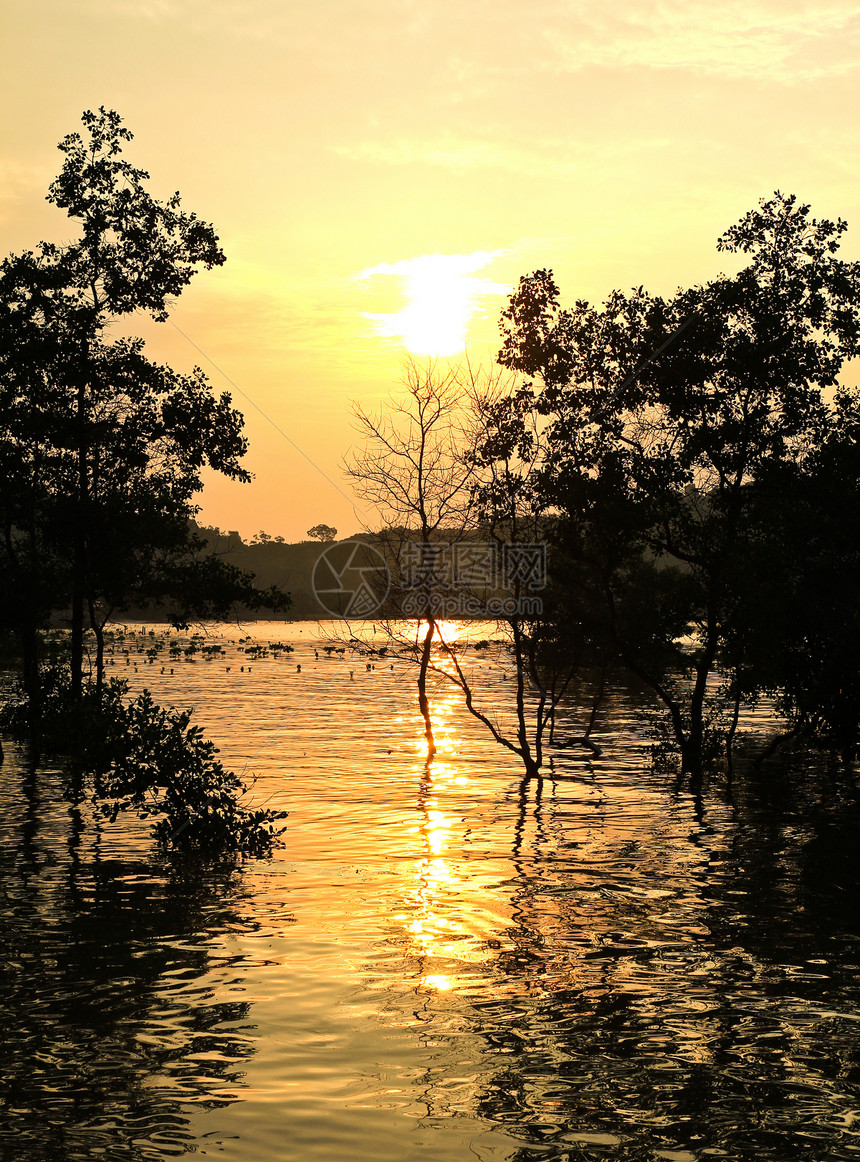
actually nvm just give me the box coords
[86,0,860,83]
[0,158,53,202]
[333,133,678,176]
[545,0,860,82]
[86,0,237,21]
[357,251,509,281]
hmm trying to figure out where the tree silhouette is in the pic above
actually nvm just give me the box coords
[497,193,860,778]
[345,357,477,758]
[0,109,276,709]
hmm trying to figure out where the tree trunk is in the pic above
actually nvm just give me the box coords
[417,619,436,759]
[21,620,42,761]
[680,734,702,778]
[71,546,85,700]
[511,622,539,777]
[682,616,720,784]
[88,598,105,697]
[69,367,90,697]
[71,372,88,700]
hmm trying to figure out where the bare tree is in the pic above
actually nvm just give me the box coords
[344,356,477,758]
[344,356,605,783]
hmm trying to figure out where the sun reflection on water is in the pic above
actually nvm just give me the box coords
[405,683,500,994]
[22,621,859,1160]
[421,974,453,991]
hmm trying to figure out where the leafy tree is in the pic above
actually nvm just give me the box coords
[496,193,860,779]
[307,523,337,542]
[726,391,860,762]
[0,672,286,855]
[0,108,280,706]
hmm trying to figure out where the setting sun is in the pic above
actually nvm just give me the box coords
[357,251,509,356]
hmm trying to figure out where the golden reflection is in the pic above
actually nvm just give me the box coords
[404,678,500,992]
[432,619,462,646]
[421,974,453,991]
[413,672,461,759]
[425,810,448,856]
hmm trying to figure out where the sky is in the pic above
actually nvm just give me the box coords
[2,0,859,541]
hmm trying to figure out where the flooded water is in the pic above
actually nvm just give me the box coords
[2,621,860,1161]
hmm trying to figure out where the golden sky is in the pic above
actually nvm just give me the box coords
[2,0,859,540]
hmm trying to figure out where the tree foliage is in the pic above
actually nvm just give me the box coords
[0,670,286,856]
[307,524,338,542]
[494,193,860,777]
[0,108,287,714]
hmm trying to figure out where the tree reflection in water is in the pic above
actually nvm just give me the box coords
[4,631,860,1162]
[392,722,860,1162]
[0,747,274,1161]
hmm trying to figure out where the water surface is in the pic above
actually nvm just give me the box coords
[2,622,859,1161]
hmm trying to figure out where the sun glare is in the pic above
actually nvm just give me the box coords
[357,251,509,357]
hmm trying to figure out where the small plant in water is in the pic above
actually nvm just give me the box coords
[1,668,286,857]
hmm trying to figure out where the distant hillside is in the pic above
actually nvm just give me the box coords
[194,526,374,620]
[116,523,529,623]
